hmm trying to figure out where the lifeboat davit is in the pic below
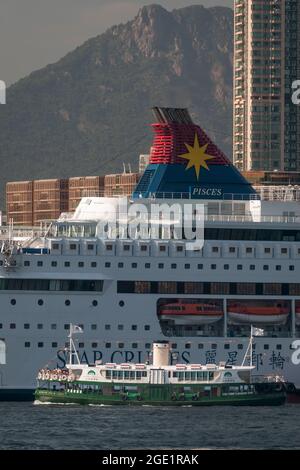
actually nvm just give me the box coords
[158,302,223,325]
[228,303,289,325]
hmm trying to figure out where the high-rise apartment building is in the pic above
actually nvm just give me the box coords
[233,0,300,171]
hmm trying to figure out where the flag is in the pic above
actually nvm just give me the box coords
[251,326,264,337]
[68,324,83,336]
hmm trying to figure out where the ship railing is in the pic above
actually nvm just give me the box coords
[144,192,261,201]
[205,214,300,224]
[251,374,285,384]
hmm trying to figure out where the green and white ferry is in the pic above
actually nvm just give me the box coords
[35,325,286,406]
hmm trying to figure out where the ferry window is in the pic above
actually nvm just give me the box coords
[209,372,214,380]
[129,371,135,379]
[106,371,111,379]
[136,371,142,379]
[159,246,166,252]
[24,261,30,267]
[24,324,30,329]
[212,344,217,350]
[92,300,98,307]
[51,324,57,330]
[276,344,282,350]
[124,245,130,251]
[281,248,288,254]
[131,325,137,331]
[87,244,94,251]
[298,248,300,255]
[91,262,97,268]
[132,343,138,348]
[25,342,30,348]
[145,263,151,269]
[171,264,177,269]
[37,261,43,267]
[264,248,271,254]
[78,262,84,268]
[64,324,70,330]
[198,264,203,270]
[212,247,219,253]
[224,344,230,350]
[0,324,2,329]
[78,343,84,348]
[118,325,124,330]
[158,263,164,269]
[10,299,16,305]
[64,262,70,267]
[105,262,111,268]
[52,244,59,250]
[185,344,191,349]
[52,342,58,348]
[91,324,97,330]
[289,266,295,271]
[132,263,137,268]
[70,244,77,250]
[246,247,253,253]
[238,344,243,350]
[263,265,269,271]
[118,263,124,268]
[211,264,217,270]
[145,325,150,331]
[141,245,147,252]
[105,325,111,330]
[198,344,204,349]
[106,245,113,251]
[51,261,57,267]
[105,343,111,348]
[185,264,190,269]
[237,265,243,270]
[145,343,151,349]
[118,343,124,348]
[0,261,2,266]
[229,247,236,253]
[264,344,269,350]
[10,323,16,329]
[65,300,71,306]
[37,324,43,330]
[92,343,98,348]
[38,299,44,306]
[38,342,44,348]
[276,265,282,271]
[177,246,183,252]
[224,264,229,270]
[250,265,255,270]
[119,301,125,307]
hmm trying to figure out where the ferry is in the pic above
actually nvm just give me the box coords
[34,332,286,406]
[1,107,300,401]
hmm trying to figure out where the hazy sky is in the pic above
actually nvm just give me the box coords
[0,0,233,85]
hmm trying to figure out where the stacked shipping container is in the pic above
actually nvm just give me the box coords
[104,173,140,197]
[69,176,105,212]
[6,181,33,226]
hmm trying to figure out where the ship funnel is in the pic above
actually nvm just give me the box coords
[152,341,170,367]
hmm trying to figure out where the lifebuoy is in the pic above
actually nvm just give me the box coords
[45,373,50,380]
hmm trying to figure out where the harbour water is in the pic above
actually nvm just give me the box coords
[0,403,300,449]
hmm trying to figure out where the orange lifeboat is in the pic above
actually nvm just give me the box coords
[158,302,223,325]
[228,303,289,325]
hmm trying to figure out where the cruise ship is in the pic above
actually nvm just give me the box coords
[1,107,300,400]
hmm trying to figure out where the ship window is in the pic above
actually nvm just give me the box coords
[211,264,217,270]
[212,344,217,350]
[289,266,295,271]
[0,261,2,266]
[65,300,71,306]
[91,324,97,330]
[105,343,111,348]
[145,343,151,349]
[281,248,288,254]
[38,299,44,306]
[10,323,16,329]
[132,263,137,268]
[145,325,150,331]
[276,265,282,271]
[92,343,98,348]
[64,324,70,330]
[118,343,124,348]
[37,324,43,330]
[118,325,124,330]
[263,265,269,271]
[24,261,30,267]
[10,299,16,305]
[145,263,151,269]
[224,264,229,270]
[91,262,97,268]
[92,300,98,307]
[106,245,113,251]
[52,244,59,250]
[212,247,219,253]
[70,244,77,250]
[105,325,111,330]
[264,344,269,350]
[246,247,253,253]
[185,264,190,269]
[25,342,30,348]
[237,265,243,270]
[238,344,243,350]
[37,261,43,267]
[159,246,166,252]
[276,344,282,350]
[105,262,111,268]
[264,248,271,254]
[51,324,57,330]
[224,344,230,350]
[78,262,84,268]
[198,264,203,270]
[132,343,138,349]
[52,342,58,348]
[124,245,130,251]
[185,344,191,349]
[250,265,255,270]
[177,246,183,252]
[141,245,147,252]
[24,324,30,329]
[78,343,84,348]
[171,264,177,269]
[118,263,124,268]
[171,343,177,349]
[132,325,137,331]
[38,342,44,348]
[119,301,125,307]
[64,262,70,267]
[229,247,236,253]
[51,261,57,267]
[87,244,94,251]
[198,344,204,349]
[159,263,164,269]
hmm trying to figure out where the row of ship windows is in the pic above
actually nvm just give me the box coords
[0,323,150,331]
[14,260,298,271]
[21,342,282,351]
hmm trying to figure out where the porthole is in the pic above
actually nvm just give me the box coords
[92,300,98,307]
[65,299,71,306]
[119,300,125,307]
[38,299,44,306]
[10,299,16,306]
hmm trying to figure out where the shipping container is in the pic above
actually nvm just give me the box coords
[104,173,140,197]
[69,176,105,211]
[6,181,33,226]
[33,179,69,225]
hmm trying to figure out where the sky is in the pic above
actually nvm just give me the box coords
[0,0,233,85]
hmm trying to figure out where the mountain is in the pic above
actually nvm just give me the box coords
[0,4,233,206]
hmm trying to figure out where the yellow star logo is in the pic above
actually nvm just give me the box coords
[180,134,215,180]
